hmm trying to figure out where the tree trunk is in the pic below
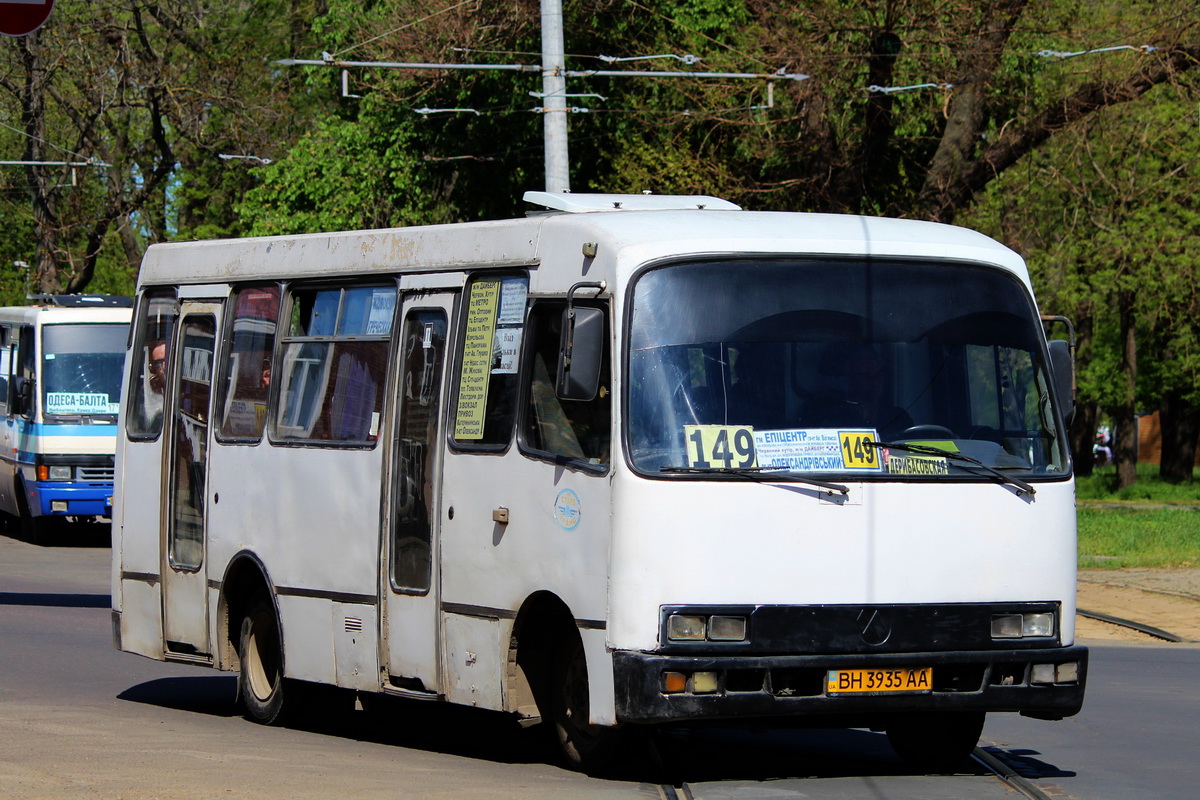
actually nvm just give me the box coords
[1066,310,1096,475]
[1114,289,1138,489]
[1069,399,1099,477]
[1158,390,1199,483]
[18,31,62,296]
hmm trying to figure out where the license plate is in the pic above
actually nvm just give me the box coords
[826,667,932,695]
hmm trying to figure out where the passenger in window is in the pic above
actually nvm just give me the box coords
[139,340,168,430]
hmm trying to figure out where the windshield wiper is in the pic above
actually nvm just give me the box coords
[866,441,1036,496]
[660,466,849,496]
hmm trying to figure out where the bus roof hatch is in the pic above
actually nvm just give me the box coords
[523,191,741,213]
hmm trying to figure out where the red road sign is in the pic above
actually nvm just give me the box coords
[0,0,55,37]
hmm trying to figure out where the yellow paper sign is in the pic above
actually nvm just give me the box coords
[837,430,883,471]
[453,280,501,439]
[683,425,758,469]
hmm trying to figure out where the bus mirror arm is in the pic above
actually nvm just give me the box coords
[557,281,607,401]
[1047,339,1074,428]
[1042,316,1076,429]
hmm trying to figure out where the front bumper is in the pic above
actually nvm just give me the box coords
[613,645,1087,723]
[29,482,113,518]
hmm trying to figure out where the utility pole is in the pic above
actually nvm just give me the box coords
[540,0,569,193]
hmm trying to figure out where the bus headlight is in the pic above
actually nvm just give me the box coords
[665,613,748,642]
[41,465,73,481]
[991,612,1055,639]
[666,615,707,641]
[708,615,747,641]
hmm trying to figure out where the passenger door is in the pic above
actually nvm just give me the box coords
[161,303,221,657]
[0,329,16,514]
[381,293,453,694]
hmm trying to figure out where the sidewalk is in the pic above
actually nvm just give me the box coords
[1076,567,1200,643]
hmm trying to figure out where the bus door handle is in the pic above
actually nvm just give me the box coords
[492,507,509,524]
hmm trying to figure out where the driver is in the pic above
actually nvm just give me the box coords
[833,346,912,440]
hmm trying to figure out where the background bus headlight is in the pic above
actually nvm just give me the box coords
[41,465,73,481]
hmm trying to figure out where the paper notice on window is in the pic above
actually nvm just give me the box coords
[366,289,397,335]
[454,280,501,439]
[490,279,528,374]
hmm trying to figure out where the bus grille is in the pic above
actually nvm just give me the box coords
[78,466,115,482]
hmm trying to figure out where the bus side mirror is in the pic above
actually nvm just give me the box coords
[1048,339,1074,427]
[12,377,33,417]
[557,306,605,401]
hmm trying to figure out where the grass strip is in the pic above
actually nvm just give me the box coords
[1077,506,1200,569]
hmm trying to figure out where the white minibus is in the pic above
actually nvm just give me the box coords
[0,296,132,543]
[112,192,1085,771]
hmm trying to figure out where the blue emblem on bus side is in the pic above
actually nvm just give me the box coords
[554,489,582,531]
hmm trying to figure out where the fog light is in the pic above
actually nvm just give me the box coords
[667,615,706,641]
[691,671,719,693]
[49,466,72,481]
[1057,662,1079,683]
[991,614,1023,639]
[1031,663,1057,685]
[708,615,747,641]
[662,672,688,694]
[51,501,68,512]
[1023,613,1055,638]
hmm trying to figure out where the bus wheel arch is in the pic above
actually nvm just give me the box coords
[509,592,625,773]
[217,554,278,680]
[509,592,570,723]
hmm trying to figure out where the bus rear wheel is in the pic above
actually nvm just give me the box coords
[550,636,627,773]
[886,711,985,773]
[238,594,287,725]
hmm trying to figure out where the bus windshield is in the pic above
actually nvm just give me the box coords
[41,323,127,417]
[626,259,1069,481]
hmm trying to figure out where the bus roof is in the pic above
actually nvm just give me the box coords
[0,304,132,326]
[136,195,1029,291]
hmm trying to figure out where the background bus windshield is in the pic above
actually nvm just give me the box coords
[41,324,127,417]
[626,259,1068,480]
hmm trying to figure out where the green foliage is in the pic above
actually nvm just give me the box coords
[238,101,459,234]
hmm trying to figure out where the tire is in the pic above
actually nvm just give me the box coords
[16,488,55,546]
[886,711,985,773]
[238,594,288,725]
[549,635,627,773]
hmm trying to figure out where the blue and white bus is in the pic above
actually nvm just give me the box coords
[0,296,132,543]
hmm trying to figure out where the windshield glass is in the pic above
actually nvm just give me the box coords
[627,259,1068,481]
[41,323,128,417]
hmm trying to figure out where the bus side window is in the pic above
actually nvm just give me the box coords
[127,291,179,438]
[217,285,281,442]
[13,326,35,418]
[521,301,611,468]
[450,274,528,449]
[274,283,394,444]
[0,327,9,415]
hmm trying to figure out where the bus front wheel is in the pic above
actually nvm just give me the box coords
[15,489,55,546]
[886,711,985,773]
[238,594,287,725]
[550,636,627,773]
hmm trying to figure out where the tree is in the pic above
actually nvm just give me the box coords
[964,87,1200,487]
[0,1,331,296]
